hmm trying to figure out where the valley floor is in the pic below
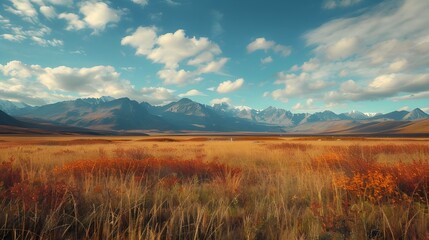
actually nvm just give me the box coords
[0,136,428,239]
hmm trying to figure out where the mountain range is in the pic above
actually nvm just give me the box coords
[1,97,428,135]
[0,108,111,135]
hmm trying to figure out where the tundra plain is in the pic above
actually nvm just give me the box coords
[0,136,428,239]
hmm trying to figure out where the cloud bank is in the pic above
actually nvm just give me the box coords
[122,27,228,85]
[0,60,177,105]
[271,0,429,106]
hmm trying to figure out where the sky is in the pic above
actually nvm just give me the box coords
[1,0,429,114]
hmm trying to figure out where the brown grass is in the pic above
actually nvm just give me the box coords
[0,136,428,239]
[38,139,114,145]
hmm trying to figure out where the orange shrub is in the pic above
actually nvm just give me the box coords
[386,161,429,201]
[334,161,429,203]
[320,145,429,203]
[54,158,241,183]
[334,171,398,203]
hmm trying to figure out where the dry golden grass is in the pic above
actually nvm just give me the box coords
[0,135,428,239]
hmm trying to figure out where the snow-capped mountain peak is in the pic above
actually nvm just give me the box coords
[234,105,253,111]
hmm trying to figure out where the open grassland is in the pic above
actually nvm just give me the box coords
[0,136,428,239]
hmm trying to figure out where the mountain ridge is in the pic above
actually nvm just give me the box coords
[1,97,428,134]
[0,99,31,115]
[0,109,118,135]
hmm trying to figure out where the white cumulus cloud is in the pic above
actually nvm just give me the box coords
[247,37,291,56]
[326,37,359,60]
[178,89,206,97]
[147,29,221,69]
[58,13,86,30]
[121,26,157,55]
[139,87,177,105]
[1,33,25,42]
[0,17,61,47]
[389,59,408,73]
[247,38,275,52]
[272,72,332,101]
[325,73,429,102]
[216,78,244,93]
[210,97,230,105]
[323,0,362,9]
[6,0,38,22]
[131,0,149,7]
[157,68,198,85]
[58,1,122,33]
[292,98,317,111]
[80,1,122,32]
[261,56,273,64]
[122,27,228,85]
[0,60,35,78]
[39,6,57,19]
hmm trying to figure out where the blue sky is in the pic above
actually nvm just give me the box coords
[1,0,429,113]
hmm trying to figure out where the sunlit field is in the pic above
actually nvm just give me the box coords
[0,136,428,239]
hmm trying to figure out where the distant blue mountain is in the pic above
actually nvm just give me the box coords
[0,99,31,114]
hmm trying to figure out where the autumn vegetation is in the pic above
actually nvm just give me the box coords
[0,136,428,239]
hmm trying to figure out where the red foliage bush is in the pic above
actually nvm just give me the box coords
[0,159,73,210]
[9,180,70,209]
[0,158,21,195]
